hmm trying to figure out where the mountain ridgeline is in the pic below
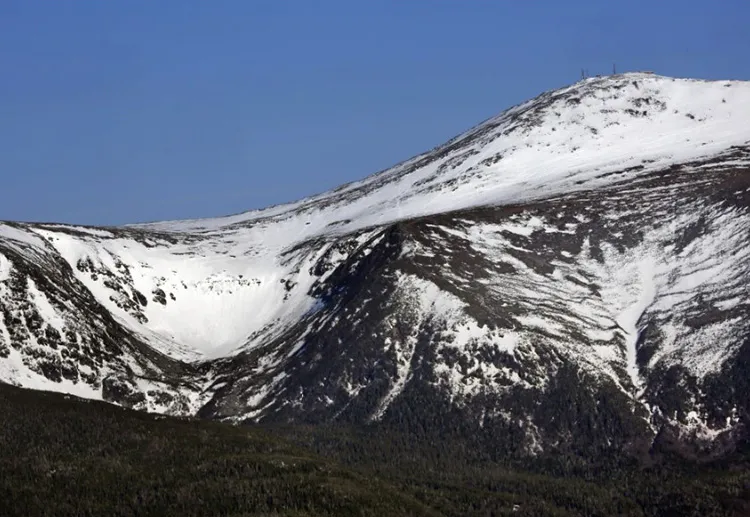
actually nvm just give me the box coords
[2,73,750,474]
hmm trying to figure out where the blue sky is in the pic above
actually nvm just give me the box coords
[1,0,748,225]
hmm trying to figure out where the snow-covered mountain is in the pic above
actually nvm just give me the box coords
[2,73,750,461]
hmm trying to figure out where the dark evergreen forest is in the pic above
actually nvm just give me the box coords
[1,384,749,516]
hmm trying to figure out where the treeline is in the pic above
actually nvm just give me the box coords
[0,385,435,517]
[1,384,749,516]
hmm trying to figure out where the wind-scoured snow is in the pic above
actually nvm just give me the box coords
[0,223,48,250]
[137,74,750,239]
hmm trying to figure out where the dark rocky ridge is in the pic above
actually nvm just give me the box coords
[192,148,750,465]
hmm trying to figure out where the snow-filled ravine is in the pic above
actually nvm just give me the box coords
[2,72,750,365]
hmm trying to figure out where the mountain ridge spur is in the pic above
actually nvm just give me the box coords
[2,72,750,463]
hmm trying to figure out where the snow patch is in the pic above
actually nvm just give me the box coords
[26,278,67,334]
[614,255,657,393]
[0,224,47,249]
[0,253,11,282]
[0,347,103,400]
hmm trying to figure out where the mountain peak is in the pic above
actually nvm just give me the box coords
[135,74,750,241]
[2,75,750,458]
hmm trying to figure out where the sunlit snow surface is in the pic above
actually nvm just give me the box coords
[137,73,750,235]
[60,73,749,361]
[122,73,750,362]
[2,73,750,437]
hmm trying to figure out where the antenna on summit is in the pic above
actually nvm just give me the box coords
[613,63,617,75]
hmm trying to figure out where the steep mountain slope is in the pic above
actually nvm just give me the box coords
[2,73,750,462]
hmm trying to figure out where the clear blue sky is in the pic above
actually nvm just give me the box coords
[1,0,748,225]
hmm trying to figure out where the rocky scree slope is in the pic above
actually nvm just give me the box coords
[2,73,750,462]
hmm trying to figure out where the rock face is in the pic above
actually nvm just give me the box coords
[2,73,750,462]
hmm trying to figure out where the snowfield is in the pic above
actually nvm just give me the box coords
[1,73,750,447]
[137,73,750,236]
[4,72,746,362]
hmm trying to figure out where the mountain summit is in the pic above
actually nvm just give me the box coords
[2,73,750,461]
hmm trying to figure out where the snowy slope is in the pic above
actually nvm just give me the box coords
[114,73,750,361]
[138,73,750,237]
[9,72,738,365]
[2,73,750,459]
